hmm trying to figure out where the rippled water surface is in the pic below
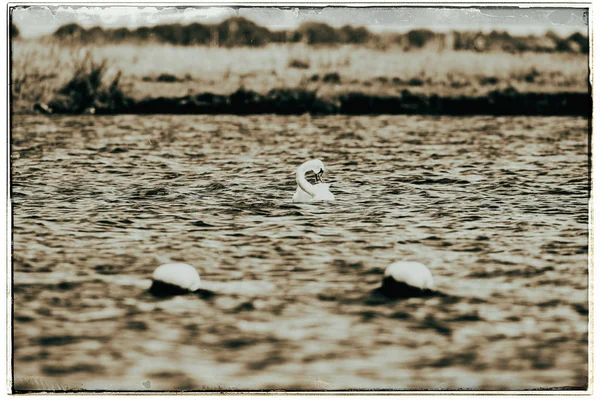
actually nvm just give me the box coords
[12,114,589,391]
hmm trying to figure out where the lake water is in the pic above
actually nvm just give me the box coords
[11,114,589,391]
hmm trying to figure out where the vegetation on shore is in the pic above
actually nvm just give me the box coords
[11,34,589,115]
[19,17,588,54]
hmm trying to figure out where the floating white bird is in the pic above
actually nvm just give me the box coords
[292,159,335,203]
[150,263,201,296]
[380,261,435,298]
[149,263,277,298]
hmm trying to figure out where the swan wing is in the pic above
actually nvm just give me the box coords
[293,186,314,203]
[314,183,335,201]
[292,184,334,202]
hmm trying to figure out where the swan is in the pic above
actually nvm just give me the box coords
[149,263,275,298]
[292,159,334,203]
[150,263,201,296]
[380,261,435,298]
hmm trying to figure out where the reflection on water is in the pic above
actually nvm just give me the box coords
[12,114,588,390]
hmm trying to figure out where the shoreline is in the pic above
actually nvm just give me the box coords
[26,87,591,117]
[12,42,589,118]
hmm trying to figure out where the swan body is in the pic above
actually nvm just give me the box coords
[293,183,334,202]
[384,261,434,290]
[150,263,201,296]
[381,261,435,298]
[292,159,334,203]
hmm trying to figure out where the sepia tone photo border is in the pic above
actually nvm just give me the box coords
[3,0,595,396]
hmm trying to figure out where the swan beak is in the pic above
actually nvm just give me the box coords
[314,171,324,184]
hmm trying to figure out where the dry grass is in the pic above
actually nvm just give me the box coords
[11,42,123,112]
[94,43,587,85]
[11,40,589,111]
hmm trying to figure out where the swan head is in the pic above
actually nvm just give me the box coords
[299,159,326,184]
[293,159,335,202]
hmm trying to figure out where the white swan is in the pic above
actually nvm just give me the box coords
[150,263,201,296]
[292,159,335,203]
[149,263,276,298]
[380,261,435,297]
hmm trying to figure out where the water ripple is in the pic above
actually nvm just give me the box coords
[12,114,588,391]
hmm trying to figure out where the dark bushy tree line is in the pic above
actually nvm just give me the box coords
[50,17,589,53]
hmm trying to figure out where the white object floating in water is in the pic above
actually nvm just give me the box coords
[293,159,335,203]
[151,263,201,296]
[381,261,435,297]
[384,261,434,289]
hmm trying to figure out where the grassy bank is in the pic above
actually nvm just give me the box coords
[11,41,589,115]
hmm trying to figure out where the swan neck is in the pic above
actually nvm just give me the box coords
[296,166,316,197]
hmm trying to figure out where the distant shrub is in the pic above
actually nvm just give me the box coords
[181,23,213,45]
[11,23,19,38]
[524,68,540,83]
[338,25,371,44]
[54,23,86,39]
[568,32,589,53]
[86,26,106,43]
[156,73,180,83]
[151,24,185,45]
[554,38,572,53]
[295,22,339,45]
[407,29,436,48]
[132,26,154,41]
[288,58,310,69]
[269,30,289,43]
[110,27,131,42]
[323,72,341,83]
[450,81,469,89]
[479,76,499,86]
[217,17,270,47]
[141,73,187,83]
[543,30,587,54]
[453,31,488,51]
[489,30,512,41]
[407,77,424,86]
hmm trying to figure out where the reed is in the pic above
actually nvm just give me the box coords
[11,42,125,113]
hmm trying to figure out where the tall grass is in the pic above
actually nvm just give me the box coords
[11,42,124,112]
[11,42,67,107]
